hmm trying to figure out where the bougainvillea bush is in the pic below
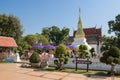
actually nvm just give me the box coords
[39,52,53,68]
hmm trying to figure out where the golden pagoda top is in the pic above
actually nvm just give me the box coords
[75,9,85,38]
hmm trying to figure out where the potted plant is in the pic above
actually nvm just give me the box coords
[29,52,40,67]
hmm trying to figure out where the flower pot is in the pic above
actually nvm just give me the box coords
[30,62,40,67]
[40,61,48,68]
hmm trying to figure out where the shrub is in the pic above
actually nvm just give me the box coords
[29,52,40,63]
[39,52,53,68]
[54,44,69,70]
[100,46,120,75]
[89,48,95,58]
[79,44,88,58]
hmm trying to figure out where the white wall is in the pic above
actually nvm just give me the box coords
[89,44,101,54]
[48,58,120,71]
[89,44,97,53]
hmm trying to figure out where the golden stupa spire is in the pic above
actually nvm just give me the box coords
[78,8,81,24]
[75,8,85,38]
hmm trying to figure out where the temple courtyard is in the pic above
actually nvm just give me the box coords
[0,63,120,80]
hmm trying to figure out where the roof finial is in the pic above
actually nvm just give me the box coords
[78,8,81,24]
[79,8,81,16]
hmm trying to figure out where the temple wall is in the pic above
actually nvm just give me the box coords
[49,58,120,71]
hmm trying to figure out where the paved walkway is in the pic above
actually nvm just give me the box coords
[0,63,119,80]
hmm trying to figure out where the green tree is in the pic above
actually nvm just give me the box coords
[100,46,120,75]
[108,14,120,48]
[24,34,37,47]
[79,44,88,58]
[0,14,24,56]
[23,34,49,49]
[0,14,23,40]
[54,44,69,70]
[101,35,117,52]
[16,37,30,56]
[35,33,49,45]
[41,26,69,46]
[41,27,50,39]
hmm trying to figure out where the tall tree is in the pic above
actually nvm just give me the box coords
[16,37,30,56]
[0,14,23,40]
[41,27,50,39]
[24,34,37,47]
[108,14,120,48]
[0,14,24,54]
[24,34,49,48]
[41,26,69,46]
[35,33,49,45]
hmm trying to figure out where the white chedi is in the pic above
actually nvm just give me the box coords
[72,37,91,50]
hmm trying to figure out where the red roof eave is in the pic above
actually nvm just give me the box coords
[0,36,18,48]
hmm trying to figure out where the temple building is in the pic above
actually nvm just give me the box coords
[66,11,102,54]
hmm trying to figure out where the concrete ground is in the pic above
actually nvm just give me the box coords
[0,63,119,80]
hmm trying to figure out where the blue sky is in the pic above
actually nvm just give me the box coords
[0,0,120,36]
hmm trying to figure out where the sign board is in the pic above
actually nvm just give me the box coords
[73,60,92,64]
[77,60,92,64]
[73,58,92,72]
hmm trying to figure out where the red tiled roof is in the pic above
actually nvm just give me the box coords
[83,27,101,36]
[83,27,102,43]
[73,27,102,43]
[74,27,102,36]
[0,36,17,48]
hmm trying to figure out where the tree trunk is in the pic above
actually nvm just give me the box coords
[58,61,62,70]
[111,64,116,75]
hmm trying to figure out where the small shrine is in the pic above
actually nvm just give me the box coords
[0,36,20,62]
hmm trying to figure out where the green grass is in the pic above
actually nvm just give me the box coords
[38,67,95,75]
[94,71,108,76]
[61,68,92,74]
[41,67,55,71]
